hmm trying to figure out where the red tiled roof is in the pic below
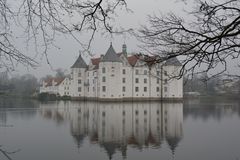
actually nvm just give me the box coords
[91,57,101,66]
[127,55,139,66]
[90,53,140,67]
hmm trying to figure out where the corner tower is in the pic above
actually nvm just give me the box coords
[99,43,123,100]
[71,54,87,98]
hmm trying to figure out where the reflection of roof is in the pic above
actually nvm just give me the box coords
[166,136,182,154]
[72,134,85,148]
[101,142,118,160]
[71,54,87,68]
[90,132,98,143]
[165,57,181,66]
[44,77,65,87]
[102,44,122,62]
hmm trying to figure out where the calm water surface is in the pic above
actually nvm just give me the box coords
[0,98,240,160]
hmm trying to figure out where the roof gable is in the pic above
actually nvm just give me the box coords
[101,44,121,62]
[165,57,182,66]
[127,55,139,66]
[44,77,65,87]
[71,54,87,68]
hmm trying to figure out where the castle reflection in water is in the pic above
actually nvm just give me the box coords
[39,101,183,159]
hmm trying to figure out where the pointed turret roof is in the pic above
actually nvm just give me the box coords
[101,43,121,62]
[71,54,87,68]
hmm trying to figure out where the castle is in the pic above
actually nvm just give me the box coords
[40,44,183,101]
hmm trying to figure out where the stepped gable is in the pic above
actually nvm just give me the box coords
[165,57,182,66]
[90,57,101,69]
[71,54,87,68]
[45,77,65,87]
[101,44,122,62]
[127,55,139,66]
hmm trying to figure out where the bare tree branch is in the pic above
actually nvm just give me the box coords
[137,0,240,78]
[0,145,20,160]
[0,0,129,71]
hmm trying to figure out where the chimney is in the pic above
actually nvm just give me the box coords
[122,44,127,56]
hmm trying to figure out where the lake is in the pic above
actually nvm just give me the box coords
[0,98,240,160]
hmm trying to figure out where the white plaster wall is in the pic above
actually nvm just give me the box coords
[163,66,183,98]
[71,68,86,97]
[99,62,123,99]
[121,66,133,98]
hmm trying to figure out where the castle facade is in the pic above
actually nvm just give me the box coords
[40,44,183,101]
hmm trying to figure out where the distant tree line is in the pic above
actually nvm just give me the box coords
[0,68,66,96]
[0,73,38,96]
[184,73,240,95]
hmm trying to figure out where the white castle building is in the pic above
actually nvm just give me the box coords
[40,44,183,101]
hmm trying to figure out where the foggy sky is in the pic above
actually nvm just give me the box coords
[11,0,186,78]
[11,0,240,78]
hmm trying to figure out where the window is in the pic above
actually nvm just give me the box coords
[144,70,147,75]
[123,69,126,74]
[164,87,168,92]
[78,87,81,92]
[156,87,160,92]
[102,86,106,92]
[78,72,81,77]
[135,78,139,83]
[144,87,147,92]
[164,71,167,76]
[164,79,167,84]
[78,79,81,84]
[144,110,147,115]
[102,67,106,73]
[135,87,139,92]
[157,71,160,76]
[122,78,126,83]
[135,69,139,75]
[102,111,105,117]
[144,78,147,83]
[102,76,106,82]
[157,78,160,84]
[135,110,139,115]
[122,86,126,92]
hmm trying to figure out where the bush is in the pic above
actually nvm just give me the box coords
[38,92,58,101]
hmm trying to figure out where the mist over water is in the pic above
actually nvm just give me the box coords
[0,98,240,160]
